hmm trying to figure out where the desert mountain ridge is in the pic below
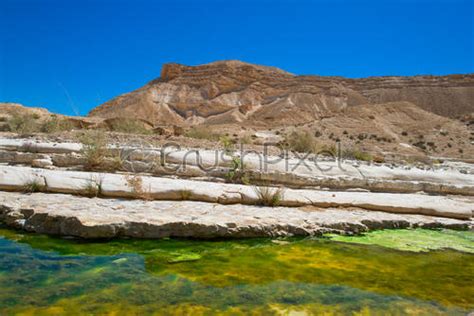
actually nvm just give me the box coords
[88,60,474,126]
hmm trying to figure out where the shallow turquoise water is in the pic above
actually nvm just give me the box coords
[0,227,473,315]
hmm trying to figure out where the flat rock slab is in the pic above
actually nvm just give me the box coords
[0,165,472,219]
[0,191,471,239]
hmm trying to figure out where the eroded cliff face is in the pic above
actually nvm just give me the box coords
[342,75,474,118]
[88,60,474,126]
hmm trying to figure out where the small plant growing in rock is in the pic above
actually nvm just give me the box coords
[220,135,234,154]
[225,156,250,184]
[22,179,45,193]
[254,186,284,207]
[81,177,102,198]
[125,174,153,200]
[179,189,192,200]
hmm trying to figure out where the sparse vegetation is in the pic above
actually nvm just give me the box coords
[225,156,250,184]
[316,144,337,157]
[81,177,102,198]
[285,130,317,153]
[342,148,373,161]
[357,133,367,141]
[7,112,40,134]
[219,135,234,154]
[372,155,385,163]
[23,179,45,193]
[179,189,192,200]
[254,186,284,207]
[41,115,74,133]
[125,174,153,200]
[239,134,252,145]
[108,118,152,134]
[413,141,427,151]
[185,126,220,141]
[79,130,109,170]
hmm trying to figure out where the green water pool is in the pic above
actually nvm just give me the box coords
[0,227,473,315]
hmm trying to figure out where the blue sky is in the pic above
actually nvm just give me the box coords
[1,0,473,116]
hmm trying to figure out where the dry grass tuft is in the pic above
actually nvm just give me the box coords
[125,174,153,200]
[254,186,284,207]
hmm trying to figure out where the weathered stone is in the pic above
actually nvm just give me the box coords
[0,165,472,219]
[31,158,53,168]
[0,191,470,239]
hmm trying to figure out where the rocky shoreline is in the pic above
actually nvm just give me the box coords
[0,136,472,239]
[0,191,471,239]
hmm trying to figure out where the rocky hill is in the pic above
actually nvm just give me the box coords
[88,60,474,126]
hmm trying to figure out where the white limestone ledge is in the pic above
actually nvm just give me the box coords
[0,191,471,239]
[0,165,472,220]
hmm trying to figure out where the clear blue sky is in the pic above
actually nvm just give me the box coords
[1,0,473,116]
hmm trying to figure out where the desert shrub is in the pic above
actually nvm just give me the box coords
[413,141,427,150]
[357,133,367,141]
[7,112,40,134]
[23,179,45,193]
[80,130,109,170]
[225,156,249,184]
[220,135,234,154]
[108,118,152,134]
[401,131,408,136]
[372,155,385,163]
[316,144,337,157]
[285,130,317,153]
[342,148,373,161]
[254,186,284,207]
[239,134,252,145]
[41,116,74,133]
[185,126,220,141]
